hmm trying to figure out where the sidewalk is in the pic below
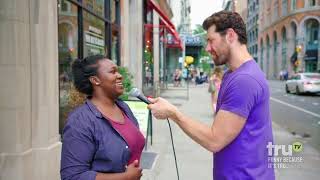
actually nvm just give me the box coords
[141,83,320,180]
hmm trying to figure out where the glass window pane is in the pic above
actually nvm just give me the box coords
[111,26,119,64]
[58,0,78,133]
[83,0,105,17]
[111,0,116,23]
[83,11,106,57]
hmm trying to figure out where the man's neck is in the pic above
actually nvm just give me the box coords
[228,45,253,71]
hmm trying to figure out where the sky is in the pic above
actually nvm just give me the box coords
[190,0,224,30]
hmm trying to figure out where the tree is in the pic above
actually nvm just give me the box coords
[192,24,211,74]
[192,24,209,58]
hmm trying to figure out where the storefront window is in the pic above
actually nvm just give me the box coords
[83,11,106,57]
[111,0,117,23]
[112,26,119,63]
[58,0,121,133]
[111,0,120,64]
[83,0,105,17]
[58,0,78,133]
[143,10,154,90]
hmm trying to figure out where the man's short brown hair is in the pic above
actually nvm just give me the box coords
[202,11,247,44]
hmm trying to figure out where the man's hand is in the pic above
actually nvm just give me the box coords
[147,97,179,120]
[125,160,142,180]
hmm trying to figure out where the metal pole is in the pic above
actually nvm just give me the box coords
[187,67,189,100]
[181,36,189,100]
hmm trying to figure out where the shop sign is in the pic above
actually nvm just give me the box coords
[85,32,104,47]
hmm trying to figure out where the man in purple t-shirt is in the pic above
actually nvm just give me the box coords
[148,10,275,179]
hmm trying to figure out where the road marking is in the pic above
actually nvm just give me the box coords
[270,97,320,118]
[312,102,319,106]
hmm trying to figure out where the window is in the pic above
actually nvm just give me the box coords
[309,0,316,6]
[291,0,296,10]
[296,75,301,80]
[83,0,105,17]
[281,28,287,69]
[305,19,319,50]
[282,0,287,16]
[273,2,278,22]
[58,0,121,133]
[304,74,320,79]
[58,1,78,133]
[83,11,106,57]
[260,41,264,70]
[255,44,258,54]
[60,0,71,12]
[111,0,121,64]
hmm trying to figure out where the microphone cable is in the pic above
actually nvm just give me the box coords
[129,88,180,179]
[166,118,180,180]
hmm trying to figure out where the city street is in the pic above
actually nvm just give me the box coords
[142,81,320,180]
[269,80,320,151]
[2,0,319,179]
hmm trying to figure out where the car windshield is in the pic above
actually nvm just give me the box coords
[303,74,320,79]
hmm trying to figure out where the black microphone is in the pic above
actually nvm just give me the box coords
[129,88,152,104]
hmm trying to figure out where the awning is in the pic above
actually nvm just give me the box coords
[146,0,182,49]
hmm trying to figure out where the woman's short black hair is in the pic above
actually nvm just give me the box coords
[71,54,105,95]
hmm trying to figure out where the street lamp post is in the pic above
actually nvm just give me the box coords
[181,31,207,100]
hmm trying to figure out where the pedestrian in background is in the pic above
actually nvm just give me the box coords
[208,67,223,114]
[173,69,182,87]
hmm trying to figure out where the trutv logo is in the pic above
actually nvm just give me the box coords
[267,142,303,156]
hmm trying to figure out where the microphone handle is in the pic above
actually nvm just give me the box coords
[137,95,151,104]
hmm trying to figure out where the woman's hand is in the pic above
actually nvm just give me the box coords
[125,160,142,180]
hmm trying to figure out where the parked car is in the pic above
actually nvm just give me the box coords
[285,73,320,94]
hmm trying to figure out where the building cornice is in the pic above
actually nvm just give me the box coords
[260,6,320,33]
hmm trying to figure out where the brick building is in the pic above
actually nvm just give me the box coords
[258,0,320,79]
[247,0,259,62]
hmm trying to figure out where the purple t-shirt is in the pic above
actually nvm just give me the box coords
[214,60,275,180]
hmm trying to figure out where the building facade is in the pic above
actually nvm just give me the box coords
[247,0,259,62]
[222,0,248,21]
[258,0,320,79]
[154,0,187,85]
[1,0,62,179]
[0,0,180,179]
[144,0,182,93]
[222,0,234,11]
[178,0,191,34]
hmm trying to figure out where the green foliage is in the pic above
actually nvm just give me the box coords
[192,24,205,35]
[118,67,134,100]
[144,50,153,65]
[200,48,210,58]
[201,59,212,74]
[193,24,211,72]
[193,25,210,56]
[192,24,206,46]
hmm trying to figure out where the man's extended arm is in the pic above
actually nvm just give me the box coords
[148,98,246,153]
